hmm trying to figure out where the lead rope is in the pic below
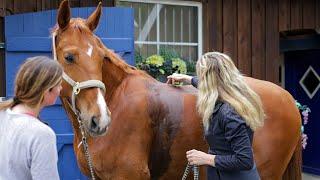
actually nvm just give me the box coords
[52,32,96,180]
[182,162,199,180]
[75,111,96,180]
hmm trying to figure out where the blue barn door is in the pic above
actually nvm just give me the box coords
[285,50,320,175]
[5,7,134,180]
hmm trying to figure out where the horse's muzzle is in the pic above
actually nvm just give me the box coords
[88,116,108,136]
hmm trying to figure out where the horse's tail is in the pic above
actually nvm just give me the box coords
[282,137,302,180]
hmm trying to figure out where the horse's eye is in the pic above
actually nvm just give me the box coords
[64,54,74,63]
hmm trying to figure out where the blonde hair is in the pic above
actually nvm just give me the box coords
[196,52,264,132]
[0,56,63,111]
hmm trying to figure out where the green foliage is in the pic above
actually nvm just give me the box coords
[135,48,195,82]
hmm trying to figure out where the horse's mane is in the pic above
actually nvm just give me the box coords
[51,18,152,79]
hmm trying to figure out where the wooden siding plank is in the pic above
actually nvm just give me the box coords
[237,0,251,76]
[303,0,316,29]
[69,0,80,7]
[209,0,223,52]
[266,0,280,84]
[80,0,98,7]
[252,0,266,80]
[0,1,5,17]
[279,0,290,31]
[80,0,114,7]
[13,0,38,14]
[290,0,303,29]
[223,0,238,66]
[40,0,59,11]
[203,1,209,52]
[317,0,320,28]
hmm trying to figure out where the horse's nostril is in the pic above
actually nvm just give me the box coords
[91,116,98,130]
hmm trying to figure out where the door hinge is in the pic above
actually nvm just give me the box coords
[0,42,5,49]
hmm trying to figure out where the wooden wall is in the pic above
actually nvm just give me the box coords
[203,0,320,85]
[1,0,320,96]
[0,0,114,96]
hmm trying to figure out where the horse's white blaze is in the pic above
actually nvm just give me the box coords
[97,89,110,128]
[87,43,93,57]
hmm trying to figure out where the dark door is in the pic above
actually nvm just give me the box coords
[285,50,320,175]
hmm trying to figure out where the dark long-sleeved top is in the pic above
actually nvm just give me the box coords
[191,77,260,180]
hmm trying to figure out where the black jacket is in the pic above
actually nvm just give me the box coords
[191,77,260,180]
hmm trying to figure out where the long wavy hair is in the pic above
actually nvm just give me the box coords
[0,56,63,111]
[196,52,265,132]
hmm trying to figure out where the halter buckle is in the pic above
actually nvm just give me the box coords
[74,82,81,95]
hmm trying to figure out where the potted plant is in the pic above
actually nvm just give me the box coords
[136,48,193,82]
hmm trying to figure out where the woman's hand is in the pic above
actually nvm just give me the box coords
[166,73,193,85]
[186,149,215,166]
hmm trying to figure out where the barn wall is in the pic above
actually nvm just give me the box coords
[203,0,320,85]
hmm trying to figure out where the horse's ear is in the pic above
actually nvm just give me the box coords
[57,0,71,30]
[86,2,102,31]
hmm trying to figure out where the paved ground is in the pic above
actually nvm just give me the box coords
[303,173,320,180]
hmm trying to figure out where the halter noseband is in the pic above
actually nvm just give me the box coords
[52,31,106,113]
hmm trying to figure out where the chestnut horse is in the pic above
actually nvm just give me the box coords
[53,1,301,179]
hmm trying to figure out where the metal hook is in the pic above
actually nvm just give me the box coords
[73,82,81,95]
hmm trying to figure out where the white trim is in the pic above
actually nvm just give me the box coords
[137,4,158,42]
[198,4,203,58]
[135,41,198,46]
[156,4,161,53]
[299,66,320,99]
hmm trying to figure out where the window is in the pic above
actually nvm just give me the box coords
[116,0,202,63]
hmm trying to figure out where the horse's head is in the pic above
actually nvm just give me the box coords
[53,0,110,137]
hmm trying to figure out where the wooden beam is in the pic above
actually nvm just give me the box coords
[303,0,316,29]
[209,0,222,52]
[266,0,280,84]
[223,0,238,66]
[279,0,290,31]
[252,0,266,80]
[237,0,251,76]
[290,0,303,29]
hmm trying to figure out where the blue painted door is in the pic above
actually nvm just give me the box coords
[5,7,134,180]
[285,50,320,175]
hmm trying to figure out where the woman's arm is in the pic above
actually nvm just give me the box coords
[166,73,193,85]
[214,110,254,171]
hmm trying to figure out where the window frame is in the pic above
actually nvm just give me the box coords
[117,0,203,60]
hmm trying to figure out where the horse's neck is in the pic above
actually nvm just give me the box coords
[102,60,130,102]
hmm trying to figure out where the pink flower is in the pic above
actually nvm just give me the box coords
[303,117,308,125]
[301,133,308,149]
[302,110,309,117]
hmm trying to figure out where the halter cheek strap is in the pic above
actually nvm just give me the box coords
[52,31,106,113]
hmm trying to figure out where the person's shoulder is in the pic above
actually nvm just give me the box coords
[20,117,56,140]
[217,101,234,115]
[218,102,245,124]
[32,121,55,138]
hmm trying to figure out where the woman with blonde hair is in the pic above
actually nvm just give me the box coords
[167,52,264,179]
[0,56,63,180]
